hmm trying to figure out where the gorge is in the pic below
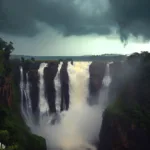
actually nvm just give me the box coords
[1,49,150,150]
[19,61,112,150]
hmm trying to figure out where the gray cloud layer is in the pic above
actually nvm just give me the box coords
[110,0,150,41]
[0,0,150,41]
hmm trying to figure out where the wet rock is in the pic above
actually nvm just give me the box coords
[44,61,59,113]
[60,61,69,111]
[89,61,106,104]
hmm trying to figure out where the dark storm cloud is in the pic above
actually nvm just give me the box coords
[1,0,150,41]
[0,0,39,36]
[0,0,114,37]
[109,0,150,42]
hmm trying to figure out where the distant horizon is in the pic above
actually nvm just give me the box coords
[11,53,127,57]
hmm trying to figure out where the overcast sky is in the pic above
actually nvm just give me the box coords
[1,0,150,56]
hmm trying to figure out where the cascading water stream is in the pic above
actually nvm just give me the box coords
[24,72,33,126]
[19,67,33,127]
[98,62,113,107]
[25,73,32,110]
[54,62,63,112]
[67,61,91,108]
[38,63,49,123]
[19,66,29,124]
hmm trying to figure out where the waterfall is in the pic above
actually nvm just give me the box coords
[102,62,112,87]
[98,62,113,107]
[20,61,113,150]
[40,61,100,150]
[0,142,5,150]
[26,73,32,110]
[38,63,49,120]
[19,67,33,126]
[19,66,28,124]
[67,62,91,108]
[24,72,33,126]
[54,62,63,112]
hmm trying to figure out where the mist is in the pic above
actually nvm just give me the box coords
[27,62,111,150]
[35,103,103,150]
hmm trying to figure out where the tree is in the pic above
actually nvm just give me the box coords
[0,38,14,76]
[31,57,35,62]
[0,38,7,50]
[4,41,14,61]
[21,57,25,63]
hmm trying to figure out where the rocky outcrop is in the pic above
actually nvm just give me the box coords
[28,70,39,123]
[60,61,69,111]
[0,76,13,107]
[88,61,106,104]
[108,62,124,103]
[99,55,150,150]
[44,61,59,113]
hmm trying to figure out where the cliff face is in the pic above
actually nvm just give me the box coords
[28,70,39,123]
[98,55,150,150]
[0,76,13,107]
[60,62,69,111]
[17,60,107,115]
[0,67,46,150]
[89,62,106,95]
[99,111,150,150]
[44,62,59,113]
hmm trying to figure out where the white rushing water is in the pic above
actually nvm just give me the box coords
[19,66,29,124]
[20,61,112,150]
[98,62,113,107]
[19,67,33,126]
[54,62,63,112]
[0,142,5,149]
[25,73,32,110]
[38,63,49,117]
[24,72,33,126]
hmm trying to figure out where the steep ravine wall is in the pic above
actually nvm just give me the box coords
[99,111,150,150]
[44,62,59,113]
[19,60,108,117]
[60,61,69,111]
[98,60,150,150]
[0,67,46,150]
[89,61,106,105]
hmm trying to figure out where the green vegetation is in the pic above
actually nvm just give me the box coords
[0,38,14,77]
[106,51,150,132]
[0,50,5,76]
[107,99,150,130]
[0,103,46,150]
[0,38,46,150]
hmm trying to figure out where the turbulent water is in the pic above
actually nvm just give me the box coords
[38,63,49,123]
[20,61,112,150]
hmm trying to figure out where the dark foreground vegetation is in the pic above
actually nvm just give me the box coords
[0,38,46,150]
